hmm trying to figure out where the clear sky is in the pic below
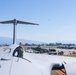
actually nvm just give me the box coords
[0,0,76,43]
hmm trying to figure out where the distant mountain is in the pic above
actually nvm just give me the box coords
[0,37,44,45]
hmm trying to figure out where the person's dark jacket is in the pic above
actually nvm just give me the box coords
[13,46,23,58]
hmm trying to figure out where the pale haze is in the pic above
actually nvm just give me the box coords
[0,0,76,43]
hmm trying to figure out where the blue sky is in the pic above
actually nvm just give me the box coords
[0,0,76,43]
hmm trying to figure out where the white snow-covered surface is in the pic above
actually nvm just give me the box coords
[0,44,76,75]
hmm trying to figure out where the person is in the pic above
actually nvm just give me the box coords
[13,42,24,58]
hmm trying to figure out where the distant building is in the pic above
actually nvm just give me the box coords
[57,44,76,49]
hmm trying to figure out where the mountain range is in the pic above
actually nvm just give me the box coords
[0,37,76,45]
[0,37,44,45]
